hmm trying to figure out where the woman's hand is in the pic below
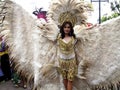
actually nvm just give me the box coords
[86,23,100,30]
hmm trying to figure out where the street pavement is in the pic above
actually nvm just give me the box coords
[0,80,31,90]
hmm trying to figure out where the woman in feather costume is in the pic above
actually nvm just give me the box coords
[54,21,94,90]
[1,0,120,90]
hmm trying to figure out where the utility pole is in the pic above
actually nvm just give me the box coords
[98,0,101,24]
[91,0,109,24]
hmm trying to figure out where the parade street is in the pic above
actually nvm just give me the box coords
[0,81,30,90]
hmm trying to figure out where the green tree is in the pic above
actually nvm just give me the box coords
[110,1,120,14]
[101,13,120,23]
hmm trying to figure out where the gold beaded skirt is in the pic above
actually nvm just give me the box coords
[59,58,78,81]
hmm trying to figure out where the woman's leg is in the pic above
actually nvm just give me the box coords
[63,79,68,90]
[67,80,73,90]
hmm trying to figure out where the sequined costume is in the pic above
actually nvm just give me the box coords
[57,36,77,81]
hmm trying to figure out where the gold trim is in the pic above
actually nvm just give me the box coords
[58,11,77,26]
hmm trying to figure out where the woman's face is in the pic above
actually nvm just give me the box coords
[63,24,71,34]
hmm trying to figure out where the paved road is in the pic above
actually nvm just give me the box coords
[0,81,31,90]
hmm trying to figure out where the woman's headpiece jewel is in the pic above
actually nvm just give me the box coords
[58,11,77,26]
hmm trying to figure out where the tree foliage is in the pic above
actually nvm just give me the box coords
[101,13,120,22]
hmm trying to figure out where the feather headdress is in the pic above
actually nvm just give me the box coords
[47,0,93,26]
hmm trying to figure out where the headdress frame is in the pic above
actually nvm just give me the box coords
[58,11,77,27]
[47,0,93,27]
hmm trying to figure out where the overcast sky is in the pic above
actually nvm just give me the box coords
[11,0,51,13]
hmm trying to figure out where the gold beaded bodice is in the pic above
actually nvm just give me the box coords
[57,35,77,61]
[58,37,75,55]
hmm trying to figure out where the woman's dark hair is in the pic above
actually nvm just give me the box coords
[60,21,75,39]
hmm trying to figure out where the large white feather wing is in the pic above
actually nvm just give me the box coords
[2,0,120,90]
[74,16,120,89]
[0,0,35,81]
[0,1,62,90]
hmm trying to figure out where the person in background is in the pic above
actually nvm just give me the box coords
[0,35,11,81]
